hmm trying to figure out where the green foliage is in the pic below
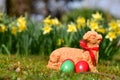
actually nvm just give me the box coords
[61,8,114,23]
[0,11,120,60]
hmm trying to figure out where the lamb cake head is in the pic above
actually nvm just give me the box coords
[83,31,102,47]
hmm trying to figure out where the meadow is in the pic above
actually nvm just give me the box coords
[0,54,120,80]
[0,9,120,79]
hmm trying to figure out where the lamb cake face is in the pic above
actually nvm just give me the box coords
[47,31,102,73]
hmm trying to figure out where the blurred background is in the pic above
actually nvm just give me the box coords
[0,0,120,59]
[1,0,120,21]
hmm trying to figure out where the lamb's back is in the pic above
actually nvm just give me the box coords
[51,47,89,63]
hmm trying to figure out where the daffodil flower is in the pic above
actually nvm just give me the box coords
[51,18,60,25]
[96,27,105,34]
[76,17,86,29]
[0,24,7,32]
[117,20,120,27]
[17,16,27,32]
[116,27,120,36]
[17,16,26,24]
[57,39,64,46]
[108,20,118,30]
[17,23,27,32]
[92,12,102,20]
[67,23,77,32]
[105,31,117,41]
[42,25,52,34]
[76,17,86,24]
[43,16,52,25]
[11,27,17,35]
[87,20,99,31]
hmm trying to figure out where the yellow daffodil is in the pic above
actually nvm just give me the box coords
[17,23,27,32]
[11,27,17,35]
[76,17,86,28]
[17,16,27,32]
[57,38,64,46]
[87,20,99,31]
[117,20,120,27]
[43,16,52,25]
[105,31,117,41]
[116,27,120,36]
[96,27,105,34]
[108,20,118,30]
[92,12,102,20]
[51,18,60,25]
[67,23,77,32]
[116,20,120,36]
[0,24,7,32]
[42,25,52,34]
[17,16,26,25]
[43,16,60,26]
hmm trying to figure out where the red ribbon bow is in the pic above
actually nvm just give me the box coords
[80,40,99,64]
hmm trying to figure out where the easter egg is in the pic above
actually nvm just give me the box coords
[60,59,74,73]
[75,61,89,73]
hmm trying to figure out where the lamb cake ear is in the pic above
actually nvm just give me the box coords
[98,34,103,40]
[83,31,95,40]
[83,31,91,40]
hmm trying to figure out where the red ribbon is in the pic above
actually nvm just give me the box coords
[80,40,99,64]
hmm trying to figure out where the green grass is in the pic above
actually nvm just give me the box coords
[0,54,120,80]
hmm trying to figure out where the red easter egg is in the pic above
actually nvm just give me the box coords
[75,61,89,73]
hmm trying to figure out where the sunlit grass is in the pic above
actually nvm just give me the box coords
[0,54,120,80]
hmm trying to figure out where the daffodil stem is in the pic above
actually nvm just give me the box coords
[104,42,112,56]
[67,33,74,46]
[2,44,10,56]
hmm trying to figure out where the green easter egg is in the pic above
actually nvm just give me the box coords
[60,59,74,73]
